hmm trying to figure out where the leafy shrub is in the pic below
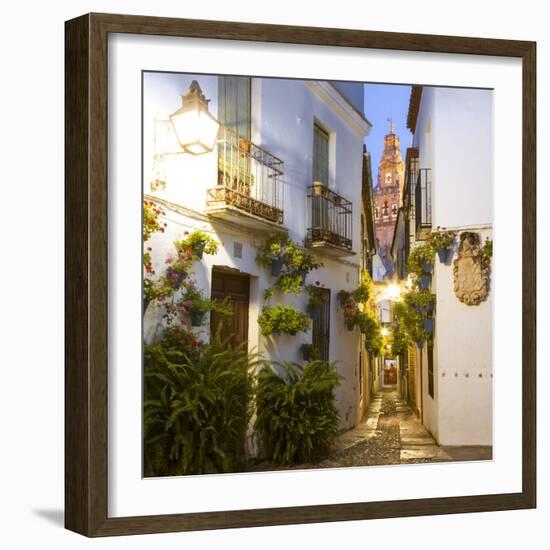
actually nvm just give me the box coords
[257,304,311,336]
[275,272,304,294]
[255,361,341,464]
[143,336,259,477]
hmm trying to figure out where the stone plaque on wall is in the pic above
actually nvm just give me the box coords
[453,232,491,306]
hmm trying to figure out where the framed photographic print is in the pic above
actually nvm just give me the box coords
[65,13,536,537]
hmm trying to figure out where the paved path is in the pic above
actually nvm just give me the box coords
[318,388,492,468]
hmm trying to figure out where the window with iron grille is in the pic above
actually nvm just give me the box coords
[312,288,330,362]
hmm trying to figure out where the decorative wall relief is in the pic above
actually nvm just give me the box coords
[453,232,491,305]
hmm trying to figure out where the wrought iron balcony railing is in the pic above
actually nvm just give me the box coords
[415,168,432,239]
[307,183,353,252]
[206,126,284,225]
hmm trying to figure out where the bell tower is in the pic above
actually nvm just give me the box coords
[373,119,405,277]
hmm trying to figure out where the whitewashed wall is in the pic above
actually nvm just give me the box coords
[413,87,493,446]
[143,73,369,430]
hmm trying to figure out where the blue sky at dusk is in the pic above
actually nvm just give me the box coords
[363,83,413,184]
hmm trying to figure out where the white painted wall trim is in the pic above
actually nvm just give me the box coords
[306,81,372,137]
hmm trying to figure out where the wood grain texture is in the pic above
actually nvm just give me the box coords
[64,12,537,537]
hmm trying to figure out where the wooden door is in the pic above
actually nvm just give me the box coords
[210,269,250,349]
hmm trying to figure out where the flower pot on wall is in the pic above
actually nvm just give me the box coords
[309,305,320,321]
[166,267,187,290]
[271,258,283,277]
[423,318,434,334]
[190,311,205,327]
[419,274,431,290]
[346,321,354,331]
[416,339,425,349]
[301,345,312,362]
[421,261,433,273]
[143,298,150,315]
[437,248,452,264]
[193,243,205,260]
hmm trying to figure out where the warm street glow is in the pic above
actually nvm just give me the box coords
[381,327,390,337]
[386,283,402,301]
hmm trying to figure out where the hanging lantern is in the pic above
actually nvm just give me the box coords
[169,80,220,155]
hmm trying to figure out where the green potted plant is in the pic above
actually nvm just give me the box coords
[336,290,356,331]
[428,227,456,264]
[305,282,328,320]
[406,290,436,314]
[258,304,311,336]
[180,282,232,327]
[256,235,322,281]
[175,229,219,260]
[300,343,317,362]
[408,243,435,277]
[255,235,287,276]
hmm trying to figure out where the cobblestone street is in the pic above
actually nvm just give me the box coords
[318,388,492,468]
[253,388,492,472]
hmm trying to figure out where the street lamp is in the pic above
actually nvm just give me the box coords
[169,80,220,155]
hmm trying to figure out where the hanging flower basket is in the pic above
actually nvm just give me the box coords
[416,339,425,349]
[190,310,205,327]
[419,274,431,290]
[437,247,452,264]
[423,318,434,334]
[271,257,284,277]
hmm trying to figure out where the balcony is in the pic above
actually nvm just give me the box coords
[306,182,354,257]
[415,168,432,240]
[206,126,285,233]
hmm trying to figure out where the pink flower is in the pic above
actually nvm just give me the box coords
[165,258,173,264]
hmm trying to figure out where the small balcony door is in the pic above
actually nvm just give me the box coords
[210,269,250,349]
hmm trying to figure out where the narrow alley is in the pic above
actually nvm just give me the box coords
[319,388,492,468]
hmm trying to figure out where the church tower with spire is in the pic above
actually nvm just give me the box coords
[373,120,405,277]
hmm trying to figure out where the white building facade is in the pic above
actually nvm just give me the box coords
[392,85,493,446]
[143,73,373,431]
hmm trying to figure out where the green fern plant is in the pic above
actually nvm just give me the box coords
[143,336,260,477]
[255,361,341,465]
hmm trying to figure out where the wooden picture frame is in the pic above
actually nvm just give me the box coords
[65,12,536,537]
